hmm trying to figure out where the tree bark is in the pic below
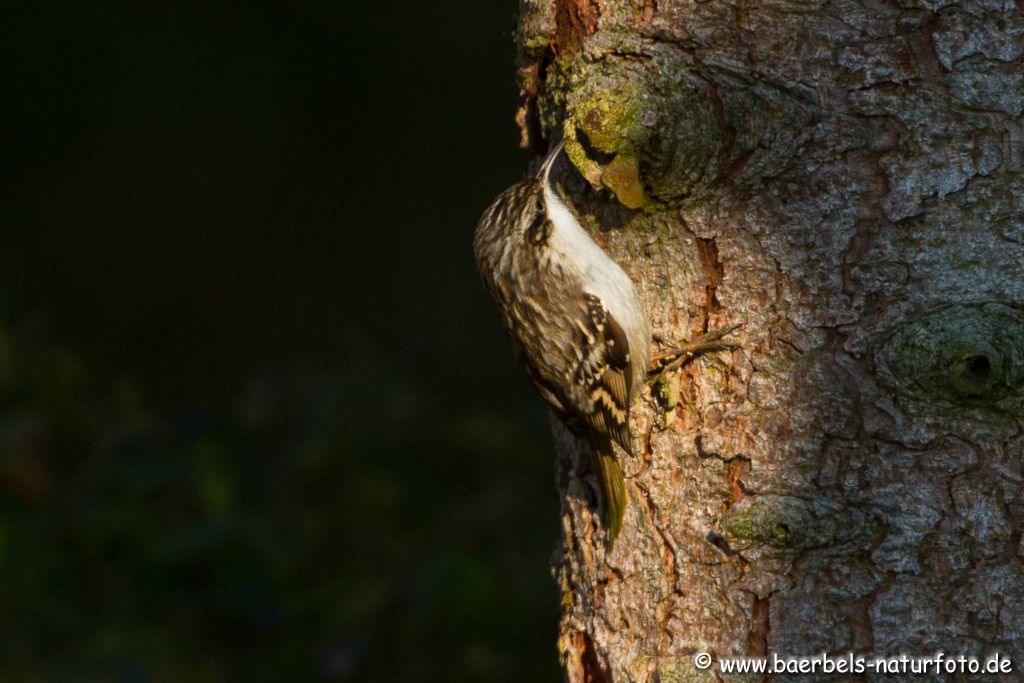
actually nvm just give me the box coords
[515,1,1024,680]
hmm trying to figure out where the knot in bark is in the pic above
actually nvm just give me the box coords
[876,302,1024,414]
[546,34,814,209]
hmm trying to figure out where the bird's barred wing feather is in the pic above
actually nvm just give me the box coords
[575,293,634,456]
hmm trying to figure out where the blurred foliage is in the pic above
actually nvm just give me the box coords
[1,3,563,680]
[0,314,562,681]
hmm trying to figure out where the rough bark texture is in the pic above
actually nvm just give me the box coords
[515,1,1024,681]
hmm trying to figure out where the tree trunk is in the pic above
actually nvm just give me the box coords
[515,1,1024,680]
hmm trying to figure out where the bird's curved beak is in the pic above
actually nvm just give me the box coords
[537,139,566,183]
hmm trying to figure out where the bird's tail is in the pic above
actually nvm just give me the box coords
[589,436,627,546]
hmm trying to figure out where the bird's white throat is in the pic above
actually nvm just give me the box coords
[542,183,649,352]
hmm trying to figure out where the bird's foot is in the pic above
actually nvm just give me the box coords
[649,322,742,381]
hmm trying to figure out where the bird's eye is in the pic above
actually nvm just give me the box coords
[527,214,549,244]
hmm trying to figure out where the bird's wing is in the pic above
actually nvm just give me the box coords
[574,293,635,456]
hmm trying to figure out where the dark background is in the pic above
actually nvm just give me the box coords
[1,4,562,680]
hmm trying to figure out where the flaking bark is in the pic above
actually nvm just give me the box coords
[516,1,1024,681]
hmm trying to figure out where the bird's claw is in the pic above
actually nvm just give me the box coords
[649,322,743,382]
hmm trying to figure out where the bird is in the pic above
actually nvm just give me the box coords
[474,141,736,544]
